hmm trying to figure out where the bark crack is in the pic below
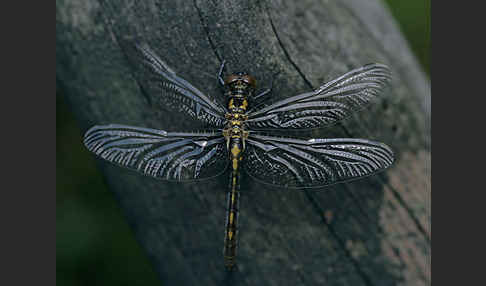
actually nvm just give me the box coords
[379,173,431,244]
[264,0,355,139]
[303,189,374,286]
[193,0,222,63]
[264,3,313,90]
[334,2,430,244]
[344,183,430,283]
[265,0,430,250]
[263,3,406,285]
[264,5,377,282]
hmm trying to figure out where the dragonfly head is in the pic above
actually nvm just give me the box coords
[224,72,256,94]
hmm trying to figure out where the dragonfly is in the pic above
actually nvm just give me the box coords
[83,42,394,270]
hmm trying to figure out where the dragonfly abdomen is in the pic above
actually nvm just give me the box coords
[224,170,240,270]
[223,135,246,270]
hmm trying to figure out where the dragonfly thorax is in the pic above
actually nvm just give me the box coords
[223,123,249,150]
[227,97,249,114]
[223,84,249,153]
[224,73,256,109]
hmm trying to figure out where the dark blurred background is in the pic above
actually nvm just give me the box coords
[56,1,430,285]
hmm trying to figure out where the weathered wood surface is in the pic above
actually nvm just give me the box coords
[56,0,430,285]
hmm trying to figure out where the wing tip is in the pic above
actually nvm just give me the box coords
[363,63,392,81]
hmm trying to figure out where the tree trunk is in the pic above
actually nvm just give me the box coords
[56,0,430,285]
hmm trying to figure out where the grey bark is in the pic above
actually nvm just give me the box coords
[56,0,430,285]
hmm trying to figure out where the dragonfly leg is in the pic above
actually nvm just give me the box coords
[218,60,226,87]
[253,87,272,101]
[253,71,280,101]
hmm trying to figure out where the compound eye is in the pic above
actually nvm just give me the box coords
[224,75,239,85]
[242,75,256,88]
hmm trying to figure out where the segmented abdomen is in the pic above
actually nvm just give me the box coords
[223,170,240,270]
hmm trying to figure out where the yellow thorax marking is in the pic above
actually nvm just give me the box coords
[232,177,237,195]
[231,145,240,170]
[228,98,248,110]
[228,230,233,240]
[231,145,241,157]
[229,212,234,224]
[231,126,241,139]
[241,99,248,110]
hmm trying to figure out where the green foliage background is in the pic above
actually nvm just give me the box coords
[56,1,430,285]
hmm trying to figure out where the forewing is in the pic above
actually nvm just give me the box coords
[243,134,394,188]
[84,124,228,181]
[125,42,227,127]
[246,64,391,130]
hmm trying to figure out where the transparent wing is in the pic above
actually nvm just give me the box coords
[84,124,228,181]
[245,64,391,130]
[243,133,394,188]
[125,42,228,127]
